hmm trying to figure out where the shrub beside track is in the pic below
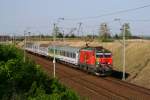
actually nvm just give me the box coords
[0,45,80,100]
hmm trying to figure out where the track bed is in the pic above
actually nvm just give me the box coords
[28,53,150,100]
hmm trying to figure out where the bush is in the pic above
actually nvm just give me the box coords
[0,45,80,100]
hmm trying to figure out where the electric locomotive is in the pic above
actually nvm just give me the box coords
[79,46,112,76]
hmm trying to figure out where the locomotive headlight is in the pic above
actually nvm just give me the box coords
[96,64,99,67]
[96,58,100,65]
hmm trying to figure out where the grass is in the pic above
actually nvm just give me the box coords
[99,40,150,88]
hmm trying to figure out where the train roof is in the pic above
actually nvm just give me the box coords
[81,46,103,51]
[25,42,111,53]
[81,46,111,53]
[48,45,80,53]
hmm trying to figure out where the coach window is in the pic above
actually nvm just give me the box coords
[50,48,52,52]
[73,53,75,58]
[61,51,63,56]
[60,51,62,56]
[58,50,60,55]
[59,50,60,55]
[65,51,66,56]
[62,51,64,56]
[67,52,69,57]
[69,52,71,58]
[58,50,59,55]
[72,53,74,58]
[69,52,70,57]
[70,52,71,57]
[60,51,62,55]
[69,52,71,57]
[55,49,56,54]
[64,51,65,56]
[62,51,63,56]
[63,51,65,56]
[56,50,58,55]
[70,52,72,58]
[71,53,74,58]
[72,53,73,58]
[61,51,64,56]
[57,50,59,55]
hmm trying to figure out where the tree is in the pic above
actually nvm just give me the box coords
[120,23,132,39]
[70,34,76,38]
[55,26,60,36]
[65,34,69,38]
[99,23,111,38]
[114,34,119,39]
[57,33,63,38]
[54,26,64,38]
[99,23,113,42]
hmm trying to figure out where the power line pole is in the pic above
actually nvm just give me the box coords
[28,32,31,43]
[40,33,41,41]
[53,23,56,78]
[122,24,126,80]
[52,18,64,78]
[62,30,65,42]
[114,18,126,81]
[77,22,82,38]
[13,34,15,45]
[24,31,26,62]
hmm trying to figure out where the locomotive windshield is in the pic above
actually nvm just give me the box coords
[96,54,103,58]
[96,53,111,58]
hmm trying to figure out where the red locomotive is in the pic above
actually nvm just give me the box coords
[79,46,112,76]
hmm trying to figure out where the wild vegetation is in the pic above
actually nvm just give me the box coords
[0,45,80,100]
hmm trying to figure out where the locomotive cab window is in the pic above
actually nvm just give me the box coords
[96,53,104,58]
[105,54,111,58]
[96,55,104,58]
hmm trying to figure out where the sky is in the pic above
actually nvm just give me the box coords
[0,0,150,36]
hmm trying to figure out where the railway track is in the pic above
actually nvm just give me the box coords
[28,53,150,100]
[104,77,150,95]
[56,63,150,100]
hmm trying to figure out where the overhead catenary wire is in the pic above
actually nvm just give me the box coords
[121,19,150,22]
[64,4,150,21]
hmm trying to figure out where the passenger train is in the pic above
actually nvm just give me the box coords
[25,43,113,76]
